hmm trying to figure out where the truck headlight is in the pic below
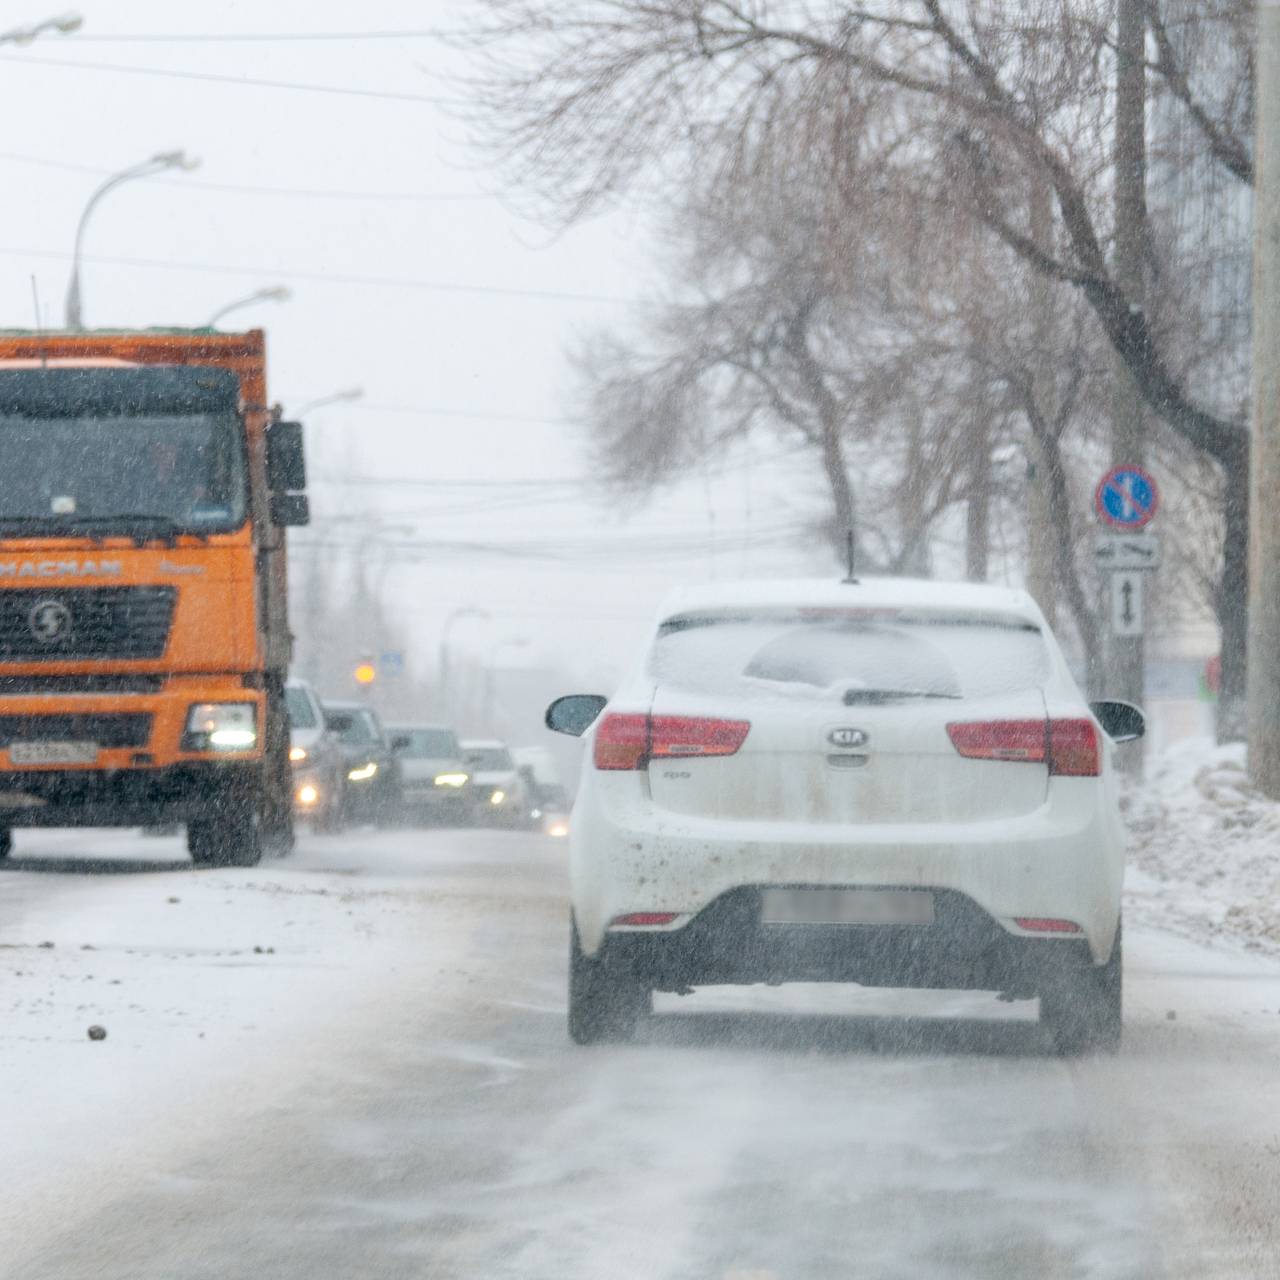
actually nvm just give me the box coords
[434,772,469,788]
[289,746,308,763]
[348,761,378,782]
[183,703,257,752]
[297,783,320,807]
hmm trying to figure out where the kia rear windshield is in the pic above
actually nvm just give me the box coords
[0,412,248,536]
[651,609,1049,700]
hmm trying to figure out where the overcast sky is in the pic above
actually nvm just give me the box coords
[0,1,828,695]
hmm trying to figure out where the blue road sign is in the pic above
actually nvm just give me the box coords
[1095,466,1159,530]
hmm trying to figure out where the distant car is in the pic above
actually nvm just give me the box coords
[285,678,346,831]
[514,747,570,834]
[546,576,1144,1054]
[388,723,474,825]
[322,700,402,826]
[461,739,529,825]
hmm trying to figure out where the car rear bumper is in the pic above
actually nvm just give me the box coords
[570,777,1124,964]
[599,887,1099,996]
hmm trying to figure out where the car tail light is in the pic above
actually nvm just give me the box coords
[593,714,651,770]
[1046,718,1101,777]
[946,720,1046,763]
[611,912,679,927]
[946,718,1100,777]
[1014,917,1082,934]
[593,713,749,770]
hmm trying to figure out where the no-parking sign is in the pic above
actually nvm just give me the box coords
[1095,465,1159,530]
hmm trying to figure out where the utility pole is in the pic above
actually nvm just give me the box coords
[1249,0,1280,798]
[1107,0,1148,730]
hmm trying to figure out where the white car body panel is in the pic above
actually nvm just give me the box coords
[566,577,1127,968]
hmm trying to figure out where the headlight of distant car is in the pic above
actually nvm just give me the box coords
[489,789,506,806]
[289,745,308,763]
[548,819,569,838]
[348,761,378,782]
[296,782,320,808]
[182,703,257,752]
[434,772,469,788]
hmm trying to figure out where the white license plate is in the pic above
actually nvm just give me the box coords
[760,888,935,926]
[8,741,99,766]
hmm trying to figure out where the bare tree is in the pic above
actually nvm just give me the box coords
[466,0,1255,724]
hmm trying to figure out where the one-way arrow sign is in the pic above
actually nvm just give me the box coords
[1110,571,1145,637]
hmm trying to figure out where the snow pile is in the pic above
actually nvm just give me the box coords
[1125,738,1280,953]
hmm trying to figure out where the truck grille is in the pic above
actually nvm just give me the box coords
[0,714,152,748]
[0,588,177,660]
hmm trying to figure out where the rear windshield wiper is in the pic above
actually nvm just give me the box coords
[842,688,962,705]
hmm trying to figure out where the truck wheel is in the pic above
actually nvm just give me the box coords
[568,919,650,1045]
[188,805,262,869]
[1040,922,1122,1056]
[0,829,11,860]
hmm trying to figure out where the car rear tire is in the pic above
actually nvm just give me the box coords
[188,802,262,869]
[568,919,650,1045]
[1040,921,1122,1056]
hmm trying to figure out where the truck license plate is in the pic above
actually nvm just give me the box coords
[760,888,935,926]
[8,741,99,766]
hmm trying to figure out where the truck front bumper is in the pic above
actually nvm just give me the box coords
[0,760,261,827]
[0,677,265,826]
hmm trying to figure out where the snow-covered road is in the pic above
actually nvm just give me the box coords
[3,826,1280,1279]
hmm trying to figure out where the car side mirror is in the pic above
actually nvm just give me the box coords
[270,491,310,527]
[546,694,608,737]
[390,733,411,752]
[1090,699,1145,744]
[266,420,307,491]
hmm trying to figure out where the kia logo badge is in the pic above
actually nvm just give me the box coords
[828,727,869,749]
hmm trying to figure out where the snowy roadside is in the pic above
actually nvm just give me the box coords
[1124,738,1280,957]
[0,830,474,1249]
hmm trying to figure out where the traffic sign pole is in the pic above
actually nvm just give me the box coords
[1095,467,1158,769]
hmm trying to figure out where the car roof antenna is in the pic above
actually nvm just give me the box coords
[842,527,859,585]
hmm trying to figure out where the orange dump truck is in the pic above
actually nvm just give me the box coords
[0,330,308,865]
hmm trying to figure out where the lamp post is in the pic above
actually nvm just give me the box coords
[294,387,363,416]
[206,285,291,329]
[65,149,200,329]
[1,12,82,45]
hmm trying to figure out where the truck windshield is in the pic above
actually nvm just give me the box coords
[0,412,248,535]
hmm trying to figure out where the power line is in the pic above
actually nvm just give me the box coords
[0,149,491,203]
[0,51,467,107]
[0,245,635,306]
[64,29,466,43]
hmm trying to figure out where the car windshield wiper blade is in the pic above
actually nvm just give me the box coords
[841,688,962,704]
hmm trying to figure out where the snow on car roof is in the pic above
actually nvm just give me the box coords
[658,576,1041,622]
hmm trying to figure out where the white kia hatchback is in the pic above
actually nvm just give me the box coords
[546,578,1143,1054]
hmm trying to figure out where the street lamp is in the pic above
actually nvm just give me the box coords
[295,387,364,416]
[1,12,82,45]
[206,285,291,329]
[65,149,200,329]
